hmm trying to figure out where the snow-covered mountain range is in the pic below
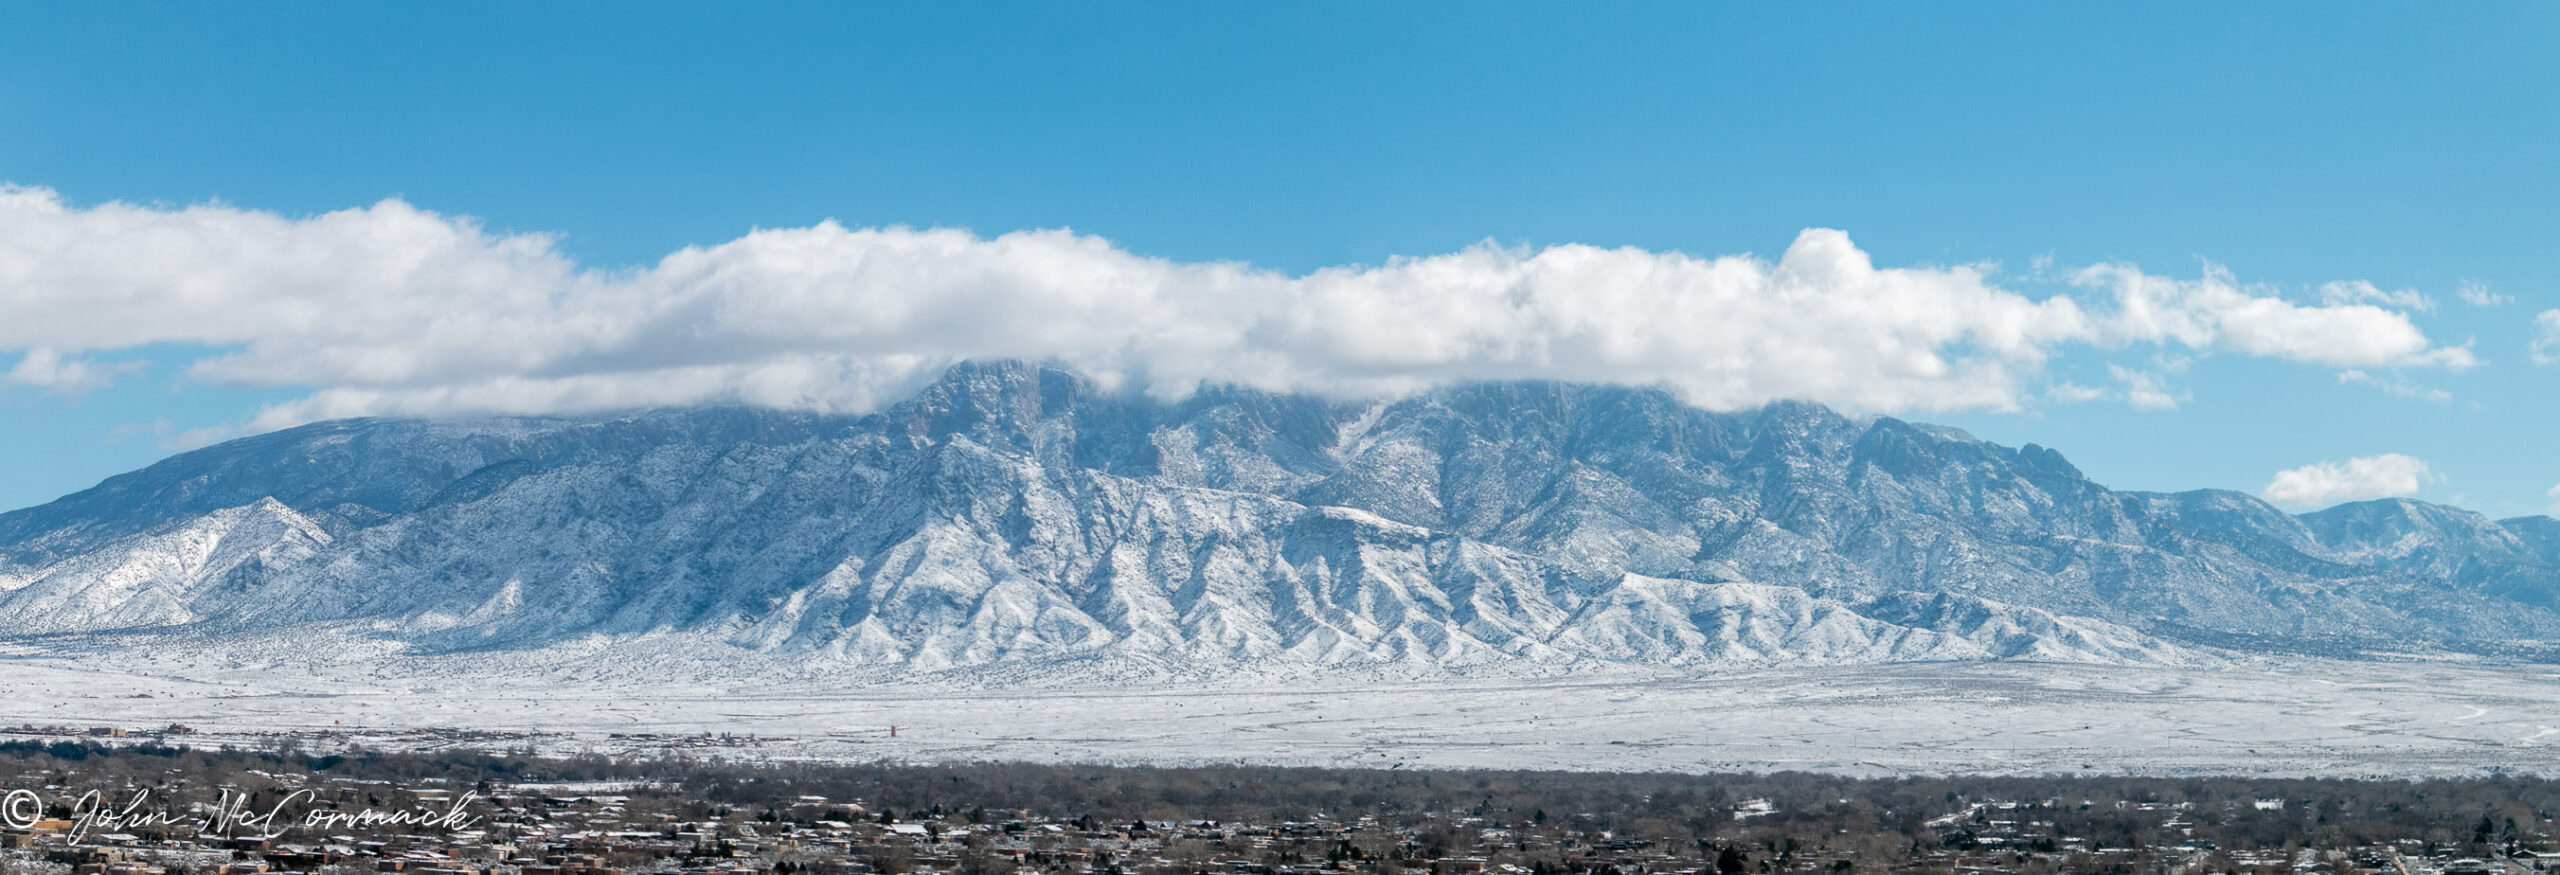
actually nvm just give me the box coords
[4,360,2554,672]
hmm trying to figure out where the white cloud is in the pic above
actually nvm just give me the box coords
[2262,454,2436,507]
[2335,369,2450,403]
[0,185,2489,436]
[2549,483,2560,518]
[2318,280,2433,314]
[2072,263,2474,369]
[2107,364,2184,411]
[2533,310,2560,366]
[2046,382,2109,404]
[4,347,143,397]
[2456,280,2510,308]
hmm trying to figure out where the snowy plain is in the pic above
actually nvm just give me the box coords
[3,635,2556,779]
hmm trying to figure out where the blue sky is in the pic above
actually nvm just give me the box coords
[1,3,2554,517]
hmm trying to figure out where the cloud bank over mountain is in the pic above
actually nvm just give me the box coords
[0,185,2473,443]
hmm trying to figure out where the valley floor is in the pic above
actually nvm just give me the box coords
[0,641,2553,778]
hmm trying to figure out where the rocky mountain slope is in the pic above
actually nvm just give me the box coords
[2,360,2553,671]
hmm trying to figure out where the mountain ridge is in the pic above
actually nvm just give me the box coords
[3,360,2553,673]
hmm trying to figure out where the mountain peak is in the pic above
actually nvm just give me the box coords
[886,359,1109,448]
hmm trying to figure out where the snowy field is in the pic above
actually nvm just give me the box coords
[3,639,2557,778]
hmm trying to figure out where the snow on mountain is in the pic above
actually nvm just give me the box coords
[0,498,329,635]
[2299,498,2560,608]
[0,360,2550,674]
